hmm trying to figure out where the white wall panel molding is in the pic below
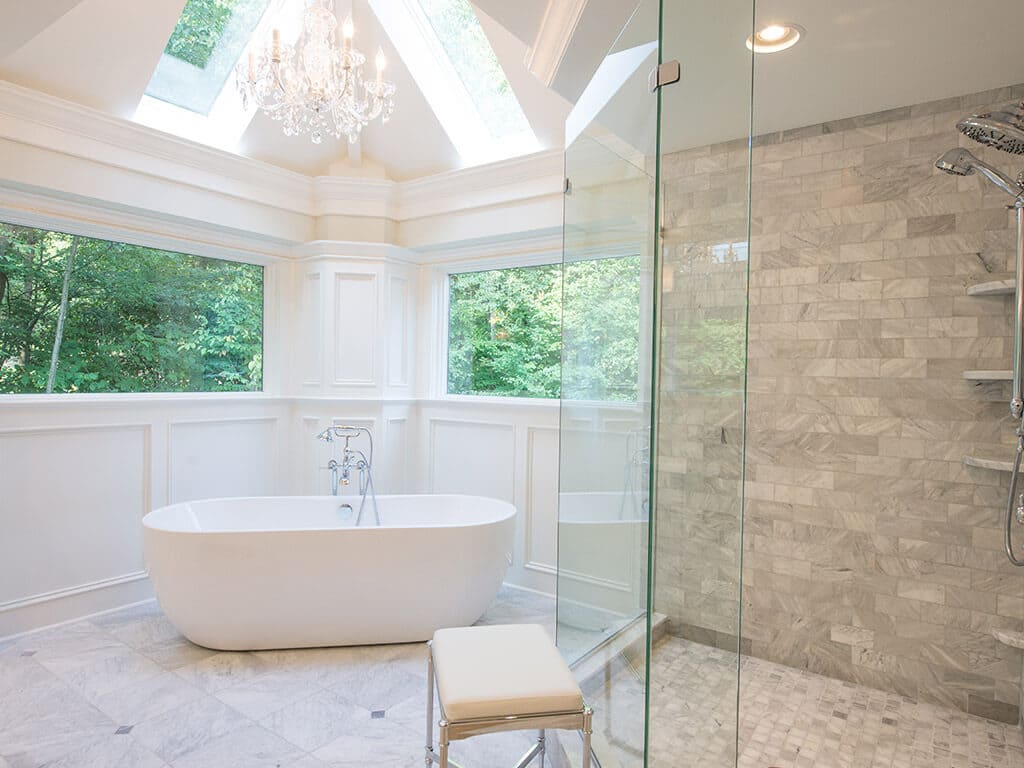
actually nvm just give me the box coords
[524,0,590,87]
[524,425,559,575]
[330,271,380,390]
[167,416,280,504]
[0,574,153,639]
[0,422,152,635]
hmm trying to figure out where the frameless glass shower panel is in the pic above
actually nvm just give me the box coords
[648,1,754,766]
[556,1,659,765]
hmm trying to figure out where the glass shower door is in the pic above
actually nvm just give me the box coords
[556,1,660,765]
[649,2,753,766]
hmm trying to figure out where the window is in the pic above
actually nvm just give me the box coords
[0,222,263,394]
[416,0,532,142]
[367,0,539,165]
[147,0,274,116]
[446,257,640,400]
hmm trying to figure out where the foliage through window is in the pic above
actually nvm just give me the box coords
[0,222,263,394]
[447,257,640,400]
[164,0,241,69]
[147,0,272,115]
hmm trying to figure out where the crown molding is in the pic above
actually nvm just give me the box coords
[289,240,418,263]
[0,80,314,216]
[0,181,291,265]
[0,80,565,246]
[398,149,564,221]
[312,176,399,219]
[524,0,590,87]
[411,226,563,267]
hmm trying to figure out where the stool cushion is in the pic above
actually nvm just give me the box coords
[432,624,584,722]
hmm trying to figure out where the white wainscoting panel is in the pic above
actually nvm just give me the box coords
[382,416,409,493]
[301,272,322,387]
[387,275,410,389]
[428,419,515,501]
[0,424,150,607]
[168,417,279,503]
[332,272,378,387]
[525,426,559,574]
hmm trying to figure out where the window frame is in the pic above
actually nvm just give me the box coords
[0,210,271,401]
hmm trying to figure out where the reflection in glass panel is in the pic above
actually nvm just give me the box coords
[557,2,659,765]
[648,0,753,766]
[147,0,273,115]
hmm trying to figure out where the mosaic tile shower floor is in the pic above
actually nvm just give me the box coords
[603,636,1024,768]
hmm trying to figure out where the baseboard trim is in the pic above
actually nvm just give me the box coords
[0,572,153,640]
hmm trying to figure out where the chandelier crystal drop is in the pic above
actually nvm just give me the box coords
[236,0,396,144]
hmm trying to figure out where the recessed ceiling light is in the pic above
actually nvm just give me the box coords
[746,23,804,53]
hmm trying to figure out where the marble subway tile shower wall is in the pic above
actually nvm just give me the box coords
[657,84,1024,723]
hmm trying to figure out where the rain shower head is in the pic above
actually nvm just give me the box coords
[935,147,1022,197]
[957,101,1024,155]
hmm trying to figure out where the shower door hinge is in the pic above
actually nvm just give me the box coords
[649,60,681,92]
[564,177,573,195]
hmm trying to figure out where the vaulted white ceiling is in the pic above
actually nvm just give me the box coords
[3,0,1024,183]
[0,0,573,181]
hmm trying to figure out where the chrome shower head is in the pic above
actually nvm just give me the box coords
[958,101,1024,155]
[935,147,1022,197]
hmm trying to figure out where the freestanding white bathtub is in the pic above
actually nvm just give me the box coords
[142,494,516,651]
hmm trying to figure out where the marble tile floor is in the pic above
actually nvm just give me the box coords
[0,586,557,768]
[593,636,1024,768]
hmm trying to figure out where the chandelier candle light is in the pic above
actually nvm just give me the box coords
[236,0,396,144]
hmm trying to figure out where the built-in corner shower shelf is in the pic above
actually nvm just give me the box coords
[993,628,1024,650]
[966,279,1015,297]
[962,370,1012,381]
[962,455,1015,472]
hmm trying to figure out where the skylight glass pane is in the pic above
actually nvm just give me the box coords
[146,0,272,116]
[417,0,532,140]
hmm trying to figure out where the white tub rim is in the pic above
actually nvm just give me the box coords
[142,493,516,534]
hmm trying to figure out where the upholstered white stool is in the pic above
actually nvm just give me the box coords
[426,624,593,768]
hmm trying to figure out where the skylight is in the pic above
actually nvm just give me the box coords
[416,0,531,141]
[147,0,274,116]
[368,0,538,165]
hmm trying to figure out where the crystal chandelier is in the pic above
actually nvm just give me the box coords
[236,0,396,144]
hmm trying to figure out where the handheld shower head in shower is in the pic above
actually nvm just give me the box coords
[935,147,1022,198]
[957,101,1024,155]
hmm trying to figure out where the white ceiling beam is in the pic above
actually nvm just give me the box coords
[523,0,589,87]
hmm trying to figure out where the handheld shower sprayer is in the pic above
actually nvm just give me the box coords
[936,101,1024,566]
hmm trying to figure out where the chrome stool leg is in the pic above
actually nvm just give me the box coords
[582,707,593,768]
[426,646,435,766]
[538,730,545,768]
[439,721,450,768]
